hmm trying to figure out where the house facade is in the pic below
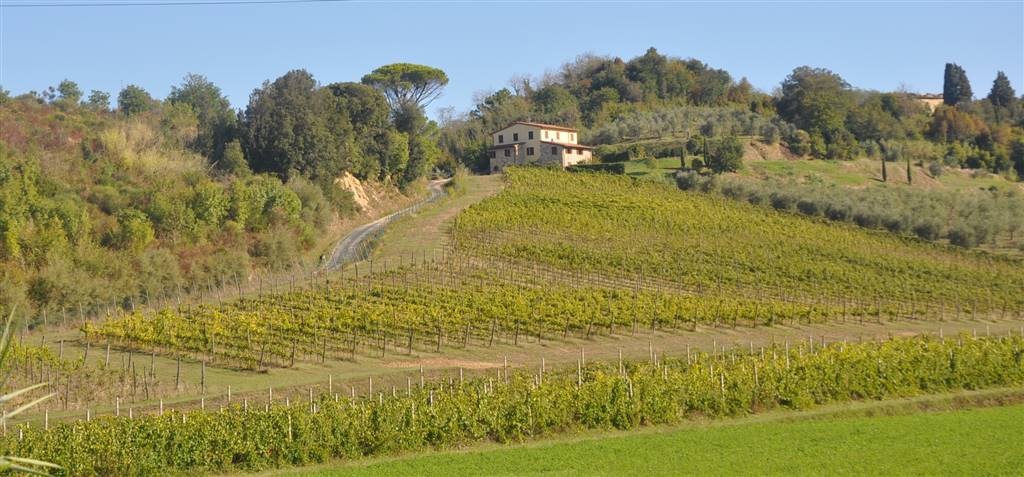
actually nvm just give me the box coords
[488,121,593,173]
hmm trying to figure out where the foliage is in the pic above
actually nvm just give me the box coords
[684,173,1024,250]
[943,63,973,106]
[116,85,154,117]
[987,71,1016,109]
[453,169,1023,308]
[167,73,238,163]
[0,96,331,319]
[3,334,1022,476]
[360,63,449,120]
[708,136,743,173]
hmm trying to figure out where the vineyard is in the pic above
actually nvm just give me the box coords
[2,333,1022,476]
[81,262,949,371]
[452,169,1024,309]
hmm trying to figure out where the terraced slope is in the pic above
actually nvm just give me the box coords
[453,168,1023,312]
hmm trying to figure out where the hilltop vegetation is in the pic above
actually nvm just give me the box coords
[0,64,451,323]
[454,169,1024,309]
[439,48,1024,182]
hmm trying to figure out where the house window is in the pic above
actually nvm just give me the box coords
[551,146,557,155]
[527,147,535,156]
[498,134,504,143]
[528,131,534,139]
[566,148,574,155]
[504,149,511,157]
[570,133,575,142]
[489,150,496,158]
[513,133,519,141]
[543,131,548,139]
[556,131,561,140]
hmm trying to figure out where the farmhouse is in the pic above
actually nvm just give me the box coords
[910,93,944,112]
[488,121,593,173]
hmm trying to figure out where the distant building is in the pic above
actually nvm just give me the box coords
[488,121,593,173]
[910,93,944,112]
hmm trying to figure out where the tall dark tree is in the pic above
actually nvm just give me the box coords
[242,70,341,181]
[118,85,155,117]
[167,74,238,162]
[987,71,1016,108]
[942,63,973,106]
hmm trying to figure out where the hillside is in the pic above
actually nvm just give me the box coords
[453,168,1023,310]
[0,98,421,324]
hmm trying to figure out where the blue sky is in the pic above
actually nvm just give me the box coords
[2,1,1022,118]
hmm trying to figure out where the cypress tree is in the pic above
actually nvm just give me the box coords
[943,63,973,106]
[987,71,1015,108]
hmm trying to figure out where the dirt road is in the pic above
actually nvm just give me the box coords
[325,179,449,270]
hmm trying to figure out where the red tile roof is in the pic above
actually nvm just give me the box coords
[491,121,578,135]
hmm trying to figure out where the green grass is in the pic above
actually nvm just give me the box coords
[273,402,1024,476]
[744,159,870,187]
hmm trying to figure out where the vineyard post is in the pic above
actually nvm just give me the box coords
[328,375,332,395]
[228,385,232,402]
[175,355,181,391]
[408,324,415,355]
[104,341,110,368]
[420,366,424,388]
[201,360,206,394]
[58,339,64,360]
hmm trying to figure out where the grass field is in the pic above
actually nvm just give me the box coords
[268,395,1024,477]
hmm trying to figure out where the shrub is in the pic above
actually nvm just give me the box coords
[769,192,796,211]
[796,198,822,216]
[675,171,701,191]
[912,221,943,241]
[948,225,978,248]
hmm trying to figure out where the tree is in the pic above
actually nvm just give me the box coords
[220,139,250,177]
[57,79,82,105]
[167,74,238,161]
[86,90,110,111]
[776,67,854,158]
[708,135,744,173]
[1011,138,1024,181]
[361,63,448,125]
[242,70,341,181]
[942,63,973,106]
[117,84,154,117]
[987,71,1015,108]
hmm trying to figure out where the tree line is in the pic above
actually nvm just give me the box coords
[0,63,450,323]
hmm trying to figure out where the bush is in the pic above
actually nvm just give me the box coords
[948,226,978,248]
[708,136,744,173]
[769,193,796,211]
[912,221,942,241]
[796,198,822,216]
[824,203,852,221]
[567,163,626,174]
[927,162,944,177]
[675,171,701,191]
[882,216,908,234]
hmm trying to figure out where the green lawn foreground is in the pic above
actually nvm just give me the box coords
[272,403,1024,477]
